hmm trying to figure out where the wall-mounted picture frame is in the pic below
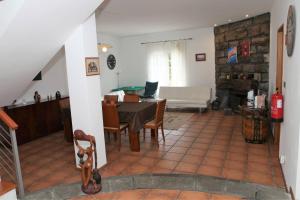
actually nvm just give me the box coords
[85,57,100,76]
[195,53,206,61]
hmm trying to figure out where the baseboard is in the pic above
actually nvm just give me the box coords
[166,107,200,113]
[290,187,295,200]
[278,158,289,193]
[278,159,296,200]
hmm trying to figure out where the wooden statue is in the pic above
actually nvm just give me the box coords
[74,130,102,194]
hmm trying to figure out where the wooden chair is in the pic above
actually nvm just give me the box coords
[124,94,140,102]
[143,99,167,147]
[104,95,118,104]
[102,102,128,150]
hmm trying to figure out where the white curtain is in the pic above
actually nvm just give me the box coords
[146,43,169,86]
[170,40,187,86]
[146,40,187,87]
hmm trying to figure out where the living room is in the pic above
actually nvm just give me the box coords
[0,0,300,199]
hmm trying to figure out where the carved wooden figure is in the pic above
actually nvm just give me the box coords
[74,130,102,194]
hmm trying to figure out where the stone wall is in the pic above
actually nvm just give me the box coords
[214,13,270,93]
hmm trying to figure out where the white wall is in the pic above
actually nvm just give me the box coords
[97,33,122,95]
[0,0,104,107]
[65,13,107,168]
[18,48,68,103]
[270,0,300,198]
[119,28,216,99]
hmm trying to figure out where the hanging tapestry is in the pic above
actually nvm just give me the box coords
[241,40,250,57]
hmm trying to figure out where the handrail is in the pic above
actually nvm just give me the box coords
[0,109,18,130]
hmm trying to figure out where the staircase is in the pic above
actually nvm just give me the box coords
[0,109,24,198]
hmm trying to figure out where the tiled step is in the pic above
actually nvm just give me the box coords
[0,181,16,196]
[23,174,291,200]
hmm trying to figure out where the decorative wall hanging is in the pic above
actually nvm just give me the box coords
[195,53,206,61]
[240,40,251,57]
[85,57,100,76]
[227,47,238,64]
[286,5,296,57]
[107,54,116,70]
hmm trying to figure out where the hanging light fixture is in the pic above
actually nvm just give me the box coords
[97,43,112,52]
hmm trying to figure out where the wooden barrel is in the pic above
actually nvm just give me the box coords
[242,115,268,144]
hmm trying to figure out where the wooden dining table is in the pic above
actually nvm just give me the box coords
[118,101,157,152]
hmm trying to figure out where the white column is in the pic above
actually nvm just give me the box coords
[64,14,107,168]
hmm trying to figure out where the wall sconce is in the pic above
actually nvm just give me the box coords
[97,43,112,53]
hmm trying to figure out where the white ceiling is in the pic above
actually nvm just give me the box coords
[0,0,103,106]
[0,0,24,37]
[96,0,274,37]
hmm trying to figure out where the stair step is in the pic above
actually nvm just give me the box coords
[0,181,16,196]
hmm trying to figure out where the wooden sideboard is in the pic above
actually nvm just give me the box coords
[5,99,64,145]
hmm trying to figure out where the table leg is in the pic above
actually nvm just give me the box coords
[129,128,140,152]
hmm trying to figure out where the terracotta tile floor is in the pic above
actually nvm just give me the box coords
[16,133,79,192]
[101,111,284,187]
[72,189,243,200]
[2,111,285,193]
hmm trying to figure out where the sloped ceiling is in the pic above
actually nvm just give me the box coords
[0,0,103,107]
[96,0,274,36]
[0,0,24,37]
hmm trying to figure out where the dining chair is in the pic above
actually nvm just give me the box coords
[124,94,140,102]
[102,102,128,151]
[104,95,118,104]
[143,99,167,147]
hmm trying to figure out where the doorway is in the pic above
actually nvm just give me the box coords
[274,25,284,145]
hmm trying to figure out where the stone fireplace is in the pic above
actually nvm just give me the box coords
[214,13,270,109]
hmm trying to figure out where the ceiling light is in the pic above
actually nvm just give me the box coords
[228,19,232,22]
[214,24,218,27]
[102,46,108,52]
[97,43,112,53]
[245,14,249,18]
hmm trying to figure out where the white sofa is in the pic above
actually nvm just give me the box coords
[159,86,212,110]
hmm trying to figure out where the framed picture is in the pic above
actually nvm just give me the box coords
[227,47,238,64]
[195,53,206,61]
[85,57,100,76]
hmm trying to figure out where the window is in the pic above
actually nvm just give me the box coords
[146,40,187,86]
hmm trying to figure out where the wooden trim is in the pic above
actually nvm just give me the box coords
[276,24,284,93]
[0,109,18,130]
[290,187,295,200]
[0,181,16,196]
[274,24,284,145]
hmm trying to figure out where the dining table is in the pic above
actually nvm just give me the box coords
[118,101,157,152]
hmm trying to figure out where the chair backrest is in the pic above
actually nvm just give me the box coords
[124,94,140,102]
[144,81,158,97]
[155,99,167,123]
[102,102,120,129]
[104,95,118,104]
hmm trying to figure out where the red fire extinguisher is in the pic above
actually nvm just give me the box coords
[271,89,284,122]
